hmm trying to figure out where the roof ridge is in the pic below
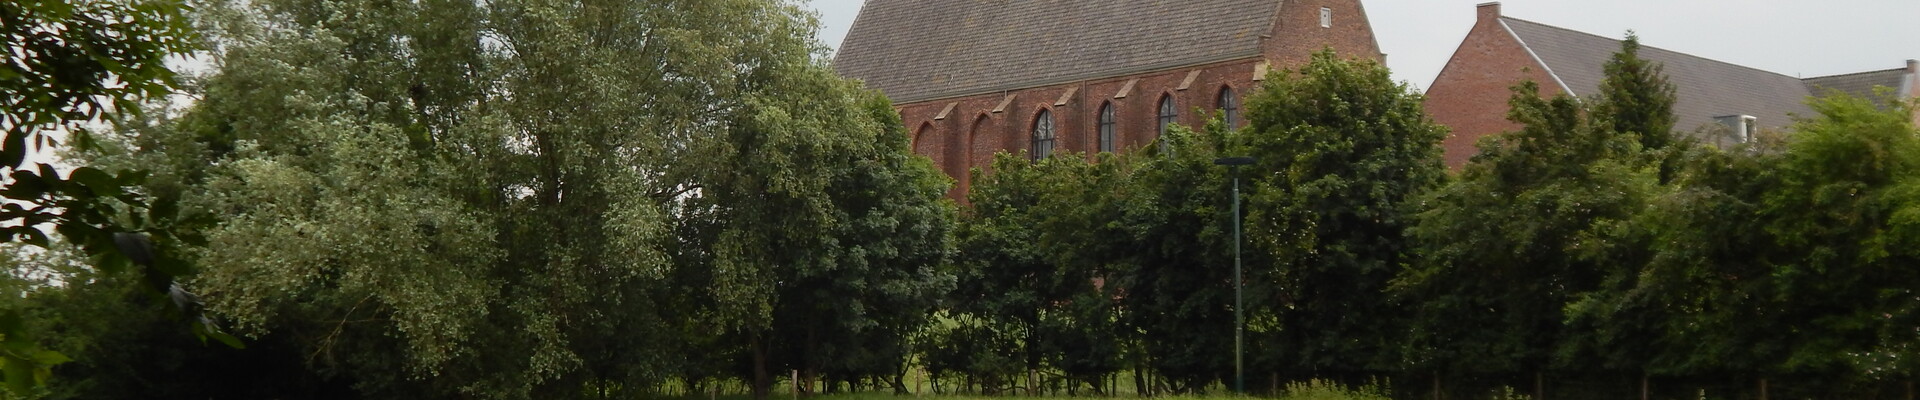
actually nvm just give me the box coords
[1802,68,1907,81]
[1497,16,1803,82]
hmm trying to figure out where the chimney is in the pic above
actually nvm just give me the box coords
[1477,2,1503,23]
[1908,59,1917,73]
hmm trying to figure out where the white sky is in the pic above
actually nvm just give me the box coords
[802,0,1920,92]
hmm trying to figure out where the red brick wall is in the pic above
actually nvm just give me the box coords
[895,0,1384,200]
[897,57,1267,200]
[1423,3,1563,170]
[1264,0,1385,66]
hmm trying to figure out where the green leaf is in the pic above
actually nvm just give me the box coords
[3,355,31,395]
[69,167,120,197]
[1,130,24,168]
[2,171,47,200]
[205,329,245,350]
[28,350,68,366]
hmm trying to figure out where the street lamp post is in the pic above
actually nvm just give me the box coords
[1213,156,1255,395]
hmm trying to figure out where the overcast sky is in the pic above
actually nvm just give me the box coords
[802,0,1919,92]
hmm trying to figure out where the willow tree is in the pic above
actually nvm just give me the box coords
[74,0,942,398]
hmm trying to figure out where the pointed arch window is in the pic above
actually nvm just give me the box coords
[1218,86,1240,129]
[1157,95,1177,138]
[1157,95,1177,151]
[1097,102,1116,153]
[1031,109,1056,160]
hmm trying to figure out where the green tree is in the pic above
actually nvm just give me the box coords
[662,30,956,399]
[1399,81,1659,380]
[758,95,957,397]
[1,0,217,393]
[72,0,927,398]
[1618,93,1920,381]
[1113,121,1240,393]
[1241,50,1447,375]
[1594,33,1679,152]
[948,153,1082,394]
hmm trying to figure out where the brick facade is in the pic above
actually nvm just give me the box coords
[1423,2,1561,170]
[1425,3,1919,170]
[897,0,1384,199]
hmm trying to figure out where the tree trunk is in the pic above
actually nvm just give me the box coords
[1134,366,1148,397]
[1432,373,1441,400]
[1640,374,1648,400]
[752,336,772,400]
[1535,372,1544,400]
[893,368,911,395]
[1758,378,1769,400]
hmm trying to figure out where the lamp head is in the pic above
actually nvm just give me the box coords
[1213,157,1256,166]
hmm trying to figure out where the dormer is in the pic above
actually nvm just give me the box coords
[1715,115,1758,144]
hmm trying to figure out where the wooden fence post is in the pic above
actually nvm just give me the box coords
[1640,374,1649,400]
[1433,373,1442,400]
[1535,372,1544,400]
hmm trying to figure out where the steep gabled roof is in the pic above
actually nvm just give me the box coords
[1499,17,1814,132]
[1804,68,1909,100]
[833,0,1282,104]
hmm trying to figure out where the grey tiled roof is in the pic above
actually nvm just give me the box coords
[833,0,1280,104]
[1500,17,1814,133]
[1804,68,1908,100]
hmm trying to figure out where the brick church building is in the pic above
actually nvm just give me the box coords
[833,0,1386,197]
[1426,2,1920,169]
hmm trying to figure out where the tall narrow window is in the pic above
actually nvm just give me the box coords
[1031,110,1056,160]
[1157,95,1177,139]
[1320,7,1333,28]
[1218,87,1239,129]
[1097,102,1116,153]
[1157,95,1178,153]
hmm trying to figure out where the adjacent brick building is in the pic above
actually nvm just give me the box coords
[1428,2,1920,169]
[833,0,1385,197]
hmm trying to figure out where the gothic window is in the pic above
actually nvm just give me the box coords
[1097,102,1116,153]
[1031,109,1056,160]
[1157,95,1177,140]
[1218,86,1240,129]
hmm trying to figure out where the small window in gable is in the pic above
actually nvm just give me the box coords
[1320,7,1333,28]
[1031,109,1056,160]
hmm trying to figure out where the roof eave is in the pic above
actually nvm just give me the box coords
[887,51,1265,105]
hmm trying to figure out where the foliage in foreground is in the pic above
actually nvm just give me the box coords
[10,2,1920,398]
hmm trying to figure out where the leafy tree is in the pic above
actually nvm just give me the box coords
[1029,152,1138,395]
[1399,80,1659,379]
[1113,121,1240,394]
[1240,50,1447,375]
[71,0,937,398]
[1,0,223,393]
[756,95,956,397]
[947,153,1080,394]
[1594,33,1679,152]
[1608,93,1920,380]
